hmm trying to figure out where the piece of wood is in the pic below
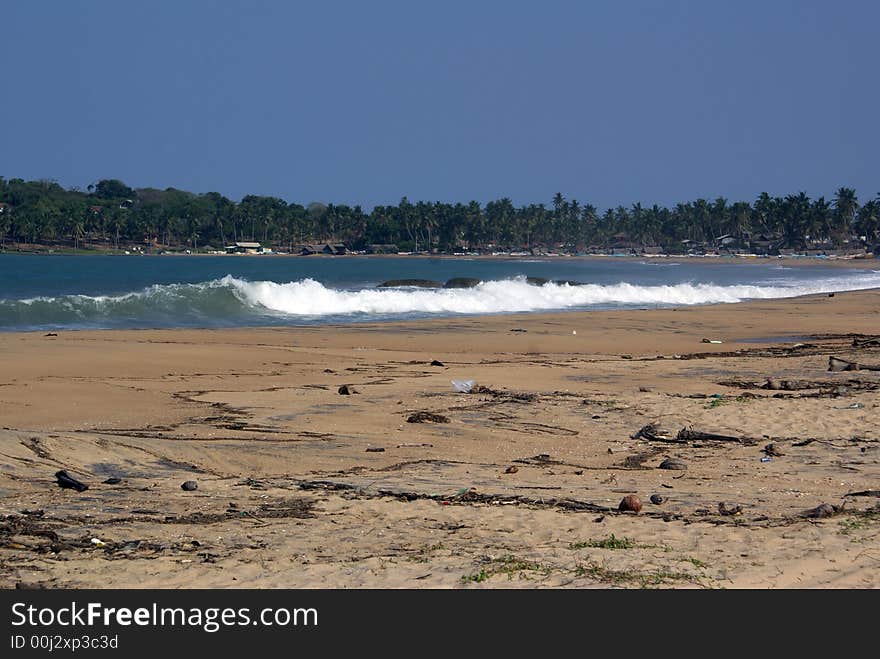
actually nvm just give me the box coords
[844,490,880,498]
[829,356,880,372]
[676,427,751,444]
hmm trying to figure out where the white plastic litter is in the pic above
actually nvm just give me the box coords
[451,379,476,393]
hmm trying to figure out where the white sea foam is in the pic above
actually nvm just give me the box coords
[224,273,880,316]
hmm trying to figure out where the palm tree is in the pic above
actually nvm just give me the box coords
[855,196,879,244]
[808,197,832,243]
[833,187,859,242]
[73,220,85,251]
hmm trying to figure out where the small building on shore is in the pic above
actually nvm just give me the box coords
[225,242,263,254]
[298,243,347,255]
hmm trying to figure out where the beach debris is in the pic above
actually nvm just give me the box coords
[430,359,445,367]
[843,490,880,498]
[90,538,107,548]
[396,443,434,448]
[638,386,651,392]
[834,402,864,409]
[701,338,723,344]
[676,427,751,444]
[802,503,839,519]
[650,494,665,505]
[763,443,784,457]
[102,477,123,485]
[631,423,671,441]
[365,447,385,453]
[406,411,450,424]
[632,423,750,444]
[572,330,577,335]
[618,495,642,513]
[504,466,519,474]
[853,336,880,348]
[760,457,772,463]
[828,292,835,297]
[451,379,476,393]
[720,377,880,398]
[619,447,664,470]
[718,502,743,516]
[338,384,358,395]
[658,458,687,471]
[468,385,539,402]
[44,332,57,337]
[509,328,528,332]
[180,480,198,491]
[55,470,88,492]
[828,356,880,372]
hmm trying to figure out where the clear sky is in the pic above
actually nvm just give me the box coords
[2,0,877,209]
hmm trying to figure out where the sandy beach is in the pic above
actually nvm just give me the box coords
[1,290,879,589]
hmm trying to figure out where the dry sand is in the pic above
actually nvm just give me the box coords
[1,290,879,588]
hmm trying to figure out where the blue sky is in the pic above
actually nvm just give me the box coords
[2,0,877,209]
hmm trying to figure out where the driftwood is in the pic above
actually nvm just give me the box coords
[55,470,88,492]
[828,356,880,372]
[469,385,538,402]
[720,377,880,392]
[801,503,842,519]
[844,490,880,498]
[719,377,880,400]
[852,337,880,348]
[631,424,754,445]
[630,424,671,441]
[676,427,752,444]
[406,411,450,424]
[718,502,743,516]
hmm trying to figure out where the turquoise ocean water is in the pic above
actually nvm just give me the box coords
[0,254,877,331]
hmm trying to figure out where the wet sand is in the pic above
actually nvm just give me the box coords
[1,290,879,588]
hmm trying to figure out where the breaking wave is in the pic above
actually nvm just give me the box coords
[2,272,879,330]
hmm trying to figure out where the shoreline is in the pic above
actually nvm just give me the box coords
[1,246,877,269]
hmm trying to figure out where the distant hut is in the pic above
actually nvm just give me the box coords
[749,233,783,256]
[226,241,263,254]
[298,243,336,255]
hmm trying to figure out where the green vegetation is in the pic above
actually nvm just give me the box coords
[569,534,638,550]
[573,563,698,588]
[461,554,550,583]
[838,509,880,537]
[408,543,446,563]
[1,177,878,255]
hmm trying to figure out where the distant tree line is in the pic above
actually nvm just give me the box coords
[0,176,878,254]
